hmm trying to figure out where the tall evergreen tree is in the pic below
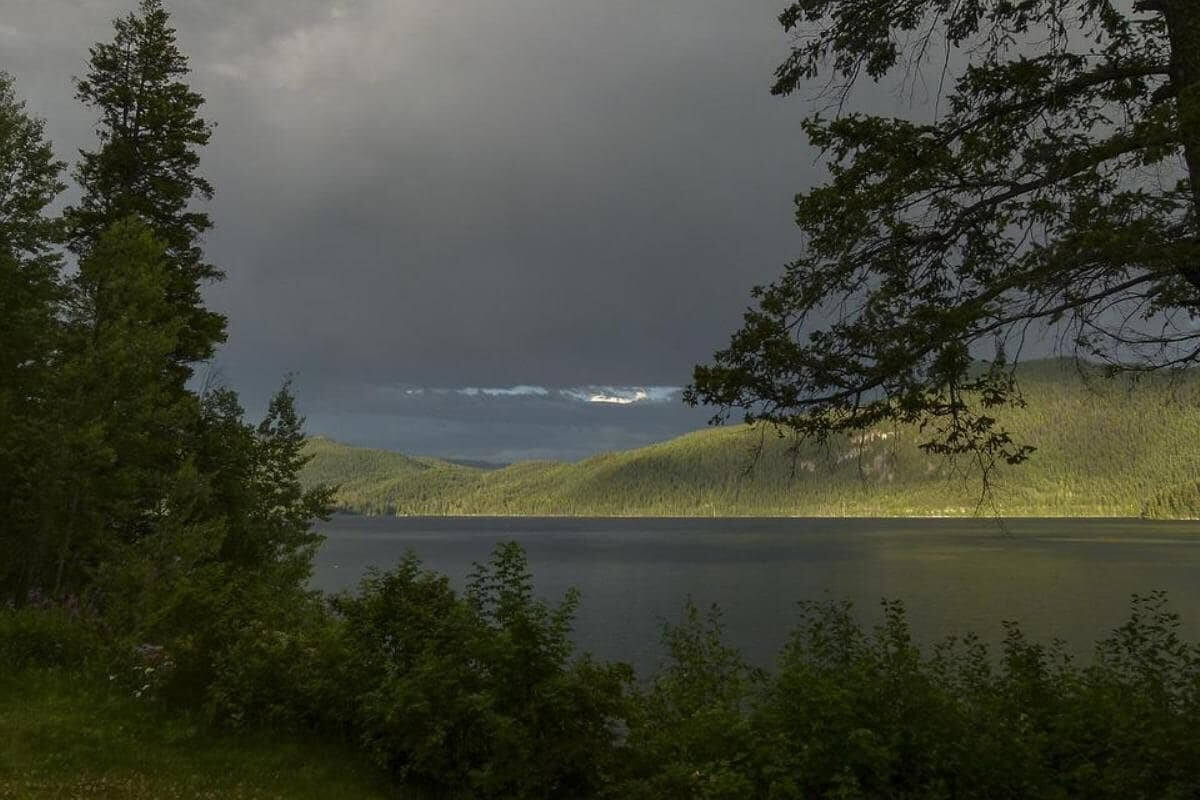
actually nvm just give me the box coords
[1,3,331,669]
[42,0,224,598]
[0,73,66,602]
[48,2,331,644]
[67,0,224,377]
[49,217,189,597]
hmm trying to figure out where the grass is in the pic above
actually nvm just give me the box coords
[301,359,1200,518]
[0,668,394,800]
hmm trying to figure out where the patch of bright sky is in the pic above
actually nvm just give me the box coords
[560,387,680,405]
[581,390,648,405]
[458,385,551,398]
[381,385,682,405]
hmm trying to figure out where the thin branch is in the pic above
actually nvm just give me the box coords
[939,62,1171,143]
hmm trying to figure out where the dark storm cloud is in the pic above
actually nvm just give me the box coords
[0,0,901,458]
[199,0,821,390]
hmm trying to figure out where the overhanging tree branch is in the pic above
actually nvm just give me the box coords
[689,0,1200,473]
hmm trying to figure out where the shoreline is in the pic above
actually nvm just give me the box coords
[329,510,1200,522]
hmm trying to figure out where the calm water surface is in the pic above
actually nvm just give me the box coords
[312,515,1200,671]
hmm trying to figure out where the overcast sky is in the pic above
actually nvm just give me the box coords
[1,0,874,460]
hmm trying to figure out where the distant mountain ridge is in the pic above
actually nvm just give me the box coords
[301,360,1200,518]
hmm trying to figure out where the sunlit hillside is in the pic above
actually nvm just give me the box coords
[302,360,1200,518]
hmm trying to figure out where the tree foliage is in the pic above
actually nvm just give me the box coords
[0,72,67,600]
[610,591,1200,800]
[68,0,223,374]
[687,0,1200,470]
[0,3,331,707]
[330,544,632,799]
[47,217,190,595]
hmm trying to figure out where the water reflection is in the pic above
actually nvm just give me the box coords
[312,515,1200,671]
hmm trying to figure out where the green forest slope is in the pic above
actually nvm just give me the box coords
[302,361,1200,518]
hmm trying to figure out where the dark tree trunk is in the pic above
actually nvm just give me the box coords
[1132,0,1200,288]
[1164,1,1200,239]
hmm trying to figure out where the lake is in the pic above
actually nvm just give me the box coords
[312,515,1200,672]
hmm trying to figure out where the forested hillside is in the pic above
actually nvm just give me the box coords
[303,360,1200,518]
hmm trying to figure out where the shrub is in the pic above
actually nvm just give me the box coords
[331,543,633,799]
[204,591,350,729]
[10,538,1200,800]
[608,601,762,800]
[615,593,1200,800]
[0,598,103,671]
[752,600,1029,798]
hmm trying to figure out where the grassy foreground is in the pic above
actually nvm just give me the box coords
[302,359,1200,518]
[0,669,392,800]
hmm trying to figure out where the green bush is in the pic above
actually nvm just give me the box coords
[608,601,763,800]
[78,386,335,714]
[8,544,1200,800]
[203,592,350,729]
[0,601,103,671]
[331,543,633,799]
[614,591,1200,800]
[750,601,1041,798]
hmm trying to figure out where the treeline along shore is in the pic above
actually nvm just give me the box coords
[303,360,1200,519]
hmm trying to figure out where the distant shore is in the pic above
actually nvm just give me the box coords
[326,509,1200,522]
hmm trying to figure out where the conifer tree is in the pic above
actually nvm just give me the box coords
[43,0,223,596]
[52,2,332,626]
[50,217,189,596]
[0,73,66,602]
[68,0,224,378]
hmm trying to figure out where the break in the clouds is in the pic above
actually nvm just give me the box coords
[457,386,550,399]
[561,387,680,405]
[299,380,708,462]
[453,385,678,405]
[0,0,919,459]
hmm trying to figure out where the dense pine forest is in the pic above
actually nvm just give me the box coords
[304,359,1200,518]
